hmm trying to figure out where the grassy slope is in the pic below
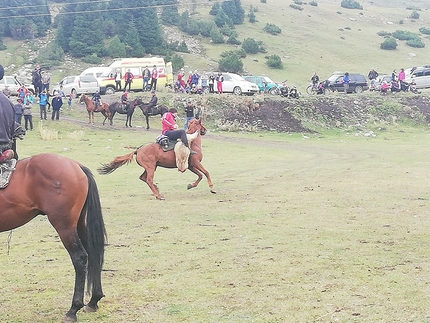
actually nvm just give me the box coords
[184,0,430,89]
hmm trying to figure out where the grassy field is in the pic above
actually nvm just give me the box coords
[1,111,430,322]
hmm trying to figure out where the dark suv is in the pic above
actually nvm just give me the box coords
[323,73,369,93]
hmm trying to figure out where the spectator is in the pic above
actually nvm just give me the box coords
[391,70,397,82]
[150,65,159,91]
[142,66,150,91]
[409,79,420,94]
[17,85,27,102]
[67,93,73,110]
[57,86,66,98]
[124,69,134,91]
[368,68,379,91]
[208,73,215,94]
[31,64,42,95]
[311,72,319,89]
[200,72,208,93]
[398,68,407,91]
[114,69,122,91]
[187,71,193,87]
[51,93,63,120]
[216,72,224,94]
[391,79,400,93]
[380,80,390,95]
[38,89,49,120]
[184,100,195,130]
[2,85,11,98]
[342,72,350,94]
[14,98,23,125]
[191,70,200,86]
[23,99,33,131]
[41,71,51,92]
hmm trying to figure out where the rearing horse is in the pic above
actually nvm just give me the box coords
[98,118,216,200]
[79,94,110,124]
[0,153,106,323]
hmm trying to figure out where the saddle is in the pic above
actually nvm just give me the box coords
[0,159,17,188]
[155,135,175,152]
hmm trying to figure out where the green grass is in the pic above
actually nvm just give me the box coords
[1,114,430,322]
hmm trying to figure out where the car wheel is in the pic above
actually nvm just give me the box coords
[105,86,116,95]
[72,89,78,98]
[354,86,363,93]
[269,87,279,95]
[233,86,242,95]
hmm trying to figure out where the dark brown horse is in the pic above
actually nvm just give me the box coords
[98,118,216,200]
[106,98,141,127]
[0,153,106,323]
[137,103,169,130]
[79,94,110,124]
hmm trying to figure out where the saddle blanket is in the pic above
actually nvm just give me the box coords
[0,159,17,188]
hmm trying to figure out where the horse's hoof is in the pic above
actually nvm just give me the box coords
[187,184,193,190]
[156,196,165,200]
[62,315,77,323]
[83,305,98,313]
[210,190,217,194]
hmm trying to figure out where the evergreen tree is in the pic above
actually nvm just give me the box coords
[222,0,245,25]
[123,22,145,57]
[210,3,221,15]
[215,9,234,28]
[107,36,127,58]
[219,53,243,73]
[210,27,224,44]
[132,2,163,53]
[161,5,180,26]
[242,38,260,54]
[56,3,78,53]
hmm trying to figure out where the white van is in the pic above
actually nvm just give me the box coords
[80,67,109,79]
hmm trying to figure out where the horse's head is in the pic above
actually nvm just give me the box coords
[187,118,207,136]
[79,94,86,103]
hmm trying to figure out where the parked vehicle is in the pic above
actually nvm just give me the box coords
[0,75,35,95]
[97,57,173,95]
[242,75,281,95]
[204,72,259,95]
[80,67,109,79]
[52,75,99,98]
[371,74,392,91]
[323,72,369,93]
[404,66,430,89]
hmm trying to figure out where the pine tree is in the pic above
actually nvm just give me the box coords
[222,0,245,25]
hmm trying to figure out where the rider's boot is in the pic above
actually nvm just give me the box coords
[189,148,197,155]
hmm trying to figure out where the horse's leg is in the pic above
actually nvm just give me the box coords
[56,228,88,323]
[101,111,107,125]
[87,111,91,124]
[188,163,216,194]
[139,170,164,200]
[145,114,150,130]
[109,111,115,126]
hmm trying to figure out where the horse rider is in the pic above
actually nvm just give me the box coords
[92,90,101,112]
[147,90,158,114]
[161,108,196,155]
[0,65,25,163]
[121,91,130,112]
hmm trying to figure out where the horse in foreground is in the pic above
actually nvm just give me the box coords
[0,154,106,322]
[98,118,216,200]
[79,94,110,124]
[137,103,169,130]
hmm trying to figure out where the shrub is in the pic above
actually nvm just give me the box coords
[260,0,266,3]
[419,27,430,35]
[263,23,281,35]
[309,1,318,6]
[410,11,420,19]
[290,4,304,11]
[82,54,101,64]
[341,0,363,10]
[380,37,397,50]
[294,0,303,4]
[406,6,421,11]
[392,30,419,40]
[170,54,184,72]
[377,31,391,37]
[218,53,243,74]
[227,35,241,45]
[242,37,260,54]
[265,54,283,69]
[210,27,224,44]
[406,38,425,48]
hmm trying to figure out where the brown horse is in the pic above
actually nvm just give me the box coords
[0,154,106,323]
[98,118,216,200]
[79,94,110,124]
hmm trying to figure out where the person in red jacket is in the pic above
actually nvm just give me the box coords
[161,108,196,154]
[123,69,134,91]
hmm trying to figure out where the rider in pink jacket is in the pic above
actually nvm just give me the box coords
[161,108,196,154]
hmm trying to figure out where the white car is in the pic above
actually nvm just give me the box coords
[80,67,109,79]
[404,66,430,89]
[53,75,100,98]
[0,75,35,95]
[205,72,259,95]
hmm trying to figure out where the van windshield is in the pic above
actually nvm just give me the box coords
[100,69,115,78]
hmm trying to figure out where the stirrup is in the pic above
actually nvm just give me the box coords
[189,149,197,155]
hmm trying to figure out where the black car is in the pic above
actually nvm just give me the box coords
[323,73,369,93]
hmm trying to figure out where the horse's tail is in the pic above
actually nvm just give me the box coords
[80,165,107,292]
[97,150,136,175]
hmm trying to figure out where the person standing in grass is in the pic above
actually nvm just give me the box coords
[38,89,48,120]
[23,100,33,131]
[51,92,63,120]
[342,72,350,94]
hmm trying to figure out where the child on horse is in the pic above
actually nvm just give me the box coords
[161,108,196,155]
[92,90,101,112]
